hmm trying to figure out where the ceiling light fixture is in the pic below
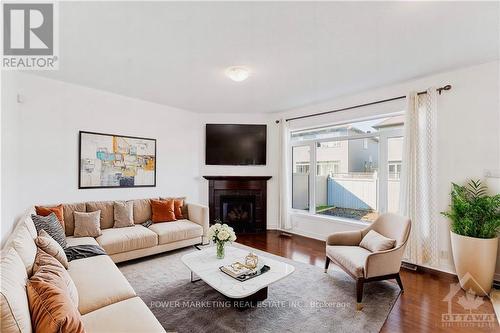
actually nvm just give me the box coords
[225,66,250,82]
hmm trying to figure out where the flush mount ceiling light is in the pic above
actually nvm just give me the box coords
[225,66,250,82]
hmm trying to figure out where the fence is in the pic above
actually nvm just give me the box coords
[327,175,378,210]
[293,173,385,211]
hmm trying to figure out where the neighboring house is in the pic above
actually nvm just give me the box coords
[292,125,379,176]
[292,116,404,212]
[372,115,404,179]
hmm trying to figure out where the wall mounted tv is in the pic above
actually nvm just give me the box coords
[205,124,267,165]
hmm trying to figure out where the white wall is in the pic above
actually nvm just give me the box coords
[278,61,500,275]
[2,61,499,277]
[1,72,201,245]
[197,113,279,230]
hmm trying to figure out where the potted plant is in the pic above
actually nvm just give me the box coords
[442,180,500,295]
[207,220,237,259]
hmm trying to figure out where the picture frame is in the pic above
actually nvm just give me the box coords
[78,131,156,189]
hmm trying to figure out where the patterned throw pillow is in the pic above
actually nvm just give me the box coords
[35,204,65,229]
[31,213,68,249]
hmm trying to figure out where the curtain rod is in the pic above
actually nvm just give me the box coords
[275,84,452,124]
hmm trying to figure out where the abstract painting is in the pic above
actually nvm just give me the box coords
[79,131,156,188]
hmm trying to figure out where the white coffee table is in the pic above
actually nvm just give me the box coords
[181,245,295,302]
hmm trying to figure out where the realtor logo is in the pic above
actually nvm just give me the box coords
[2,2,58,69]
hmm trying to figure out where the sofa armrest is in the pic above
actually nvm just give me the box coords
[326,230,363,246]
[364,245,406,279]
[187,203,209,244]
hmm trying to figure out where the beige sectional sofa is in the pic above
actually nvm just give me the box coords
[0,198,209,333]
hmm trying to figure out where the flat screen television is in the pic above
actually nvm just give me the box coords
[205,124,267,165]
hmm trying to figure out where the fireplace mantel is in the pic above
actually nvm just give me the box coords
[203,176,271,233]
[203,176,272,181]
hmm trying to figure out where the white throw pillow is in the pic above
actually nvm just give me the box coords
[359,230,396,252]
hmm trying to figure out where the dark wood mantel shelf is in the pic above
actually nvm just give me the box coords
[203,176,272,233]
[203,176,272,181]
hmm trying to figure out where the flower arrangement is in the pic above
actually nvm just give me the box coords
[208,220,237,259]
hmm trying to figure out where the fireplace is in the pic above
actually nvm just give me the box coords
[220,195,256,233]
[204,176,271,233]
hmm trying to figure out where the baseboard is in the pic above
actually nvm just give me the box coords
[280,228,326,242]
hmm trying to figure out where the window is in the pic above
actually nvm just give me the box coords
[292,146,310,210]
[387,137,403,213]
[291,115,404,223]
[316,161,340,176]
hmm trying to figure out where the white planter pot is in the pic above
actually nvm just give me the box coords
[450,231,498,296]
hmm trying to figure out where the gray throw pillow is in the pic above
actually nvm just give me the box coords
[113,201,134,228]
[31,213,68,249]
[74,211,102,237]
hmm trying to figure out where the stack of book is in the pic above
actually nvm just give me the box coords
[220,262,256,279]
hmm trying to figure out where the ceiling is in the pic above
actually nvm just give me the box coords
[35,1,499,113]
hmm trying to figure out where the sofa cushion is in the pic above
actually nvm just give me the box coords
[35,229,69,269]
[360,230,396,253]
[0,248,31,333]
[86,201,114,229]
[62,203,86,236]
[67,255,136,315]
[66,236,99,247]
[31,213,67,249]
[149,220,203,245]
[113,201,134,228]
[35,205,65,229]
[81,297,165,333]
[151,199,176,222]
[132,198,156,224]
[160,196,188,219]
[9,224,37,276]
[74,211,102,237]
[31,248,78,308]
[27,270,84,333]
[96,225,158,255]
[326,245,371,278]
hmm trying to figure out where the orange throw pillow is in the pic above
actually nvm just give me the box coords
[27,280,85,333]
[174,198,184,219]
[36,205,64,229]
[151,199,176,222]
[27,250,85,333]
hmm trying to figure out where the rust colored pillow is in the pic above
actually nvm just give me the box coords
[27,248,84,333]
[36,205,64,228]
[151,199,176,222]
[174,198,184,219]
[27,280,85,333]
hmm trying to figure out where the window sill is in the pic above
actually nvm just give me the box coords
[289,210,370,227]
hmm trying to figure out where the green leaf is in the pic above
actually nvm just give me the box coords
[442,180,500,238]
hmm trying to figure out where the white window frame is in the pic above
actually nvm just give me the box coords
[290,118,403,220]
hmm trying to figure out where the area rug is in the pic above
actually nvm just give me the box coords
[118,244,400,333]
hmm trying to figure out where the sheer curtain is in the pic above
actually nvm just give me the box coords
[279,119,292,230]
[399,88,439,267]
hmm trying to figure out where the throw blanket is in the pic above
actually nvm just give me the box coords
[64,245,107,262]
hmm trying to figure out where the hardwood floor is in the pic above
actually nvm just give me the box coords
[236,230,499,332]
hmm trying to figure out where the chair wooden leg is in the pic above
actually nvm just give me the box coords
[356,278,364,310]
[395,273,404,292]
[324,257,331,273]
